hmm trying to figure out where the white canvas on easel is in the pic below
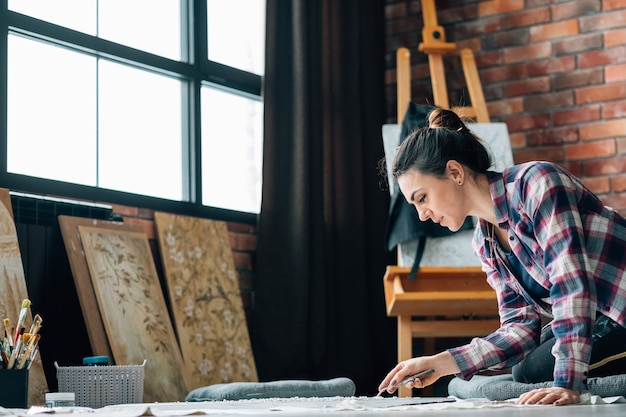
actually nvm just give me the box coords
[382,122,514,267]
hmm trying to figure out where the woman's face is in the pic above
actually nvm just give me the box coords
[397,167,468,232]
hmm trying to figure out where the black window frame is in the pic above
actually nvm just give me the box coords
[0,0,262,225]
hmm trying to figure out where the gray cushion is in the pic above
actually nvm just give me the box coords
[448,374,626,400]
[185,377,356,401]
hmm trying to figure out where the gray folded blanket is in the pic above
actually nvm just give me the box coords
[448,374,626,400]
[186,377,356,401]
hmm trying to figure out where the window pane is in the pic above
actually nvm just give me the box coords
[98,60,184,200]
[201,87,263,213]
[98,0,182,61]
[9,0,181,61]
[9,0,97,35]
[207,0,265,75]
[7,35,98,185]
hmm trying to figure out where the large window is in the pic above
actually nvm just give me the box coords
[1,1,265,220]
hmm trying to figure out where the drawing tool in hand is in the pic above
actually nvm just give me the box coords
[377,368,435,396]
[13,299,31,346]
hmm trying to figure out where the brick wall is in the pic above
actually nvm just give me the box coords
[385,0,626,211]
[108,203,257,327]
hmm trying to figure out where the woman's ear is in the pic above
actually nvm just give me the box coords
[446,160,464,185]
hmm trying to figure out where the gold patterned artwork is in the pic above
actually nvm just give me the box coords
[78,226,190,402]
[154,212,257,390]
[0,189,48,406]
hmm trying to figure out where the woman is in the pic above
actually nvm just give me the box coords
[378,108,626,406]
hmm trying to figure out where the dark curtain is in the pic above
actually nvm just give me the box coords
[253,0,396,395]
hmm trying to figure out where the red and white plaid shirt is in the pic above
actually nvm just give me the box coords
[448,161,626,392]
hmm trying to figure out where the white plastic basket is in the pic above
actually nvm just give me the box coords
[55,360,146,408]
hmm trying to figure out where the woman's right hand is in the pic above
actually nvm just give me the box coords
[377,351,460,394]
[378,358,437,394]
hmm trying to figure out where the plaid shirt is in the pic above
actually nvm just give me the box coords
[448,161,626,392]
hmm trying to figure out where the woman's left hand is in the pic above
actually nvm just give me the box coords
[517,387,580,406]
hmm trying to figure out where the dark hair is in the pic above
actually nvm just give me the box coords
[392,108,492,179]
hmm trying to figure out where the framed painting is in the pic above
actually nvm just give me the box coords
[154,212,257,390]
[58,215,144,360]
[78,225,189,402]
[0,188,48,406]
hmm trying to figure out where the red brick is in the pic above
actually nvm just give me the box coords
[448,15,502,39]
[606,64,626,83]
[503,113,551,132]
[560,161,583,177]
[109,204,139,217]
[576,82,626,104]
[604,0,626,11]
[527,126,578,146]
[601,192,626,213]
[436,4,480,25]
[603,101,626,119]
[505,76,551,97]
[579,10,626,32]
[605,28,626,47]
[478,0,524,16]
[475,50,503,68]
[501,7,551,29]
[554,33,603,56]
[137,207,154,220]
[524,91,574,112]
[553,68,603,90]
[611,174,626,192]
[229,231,258,252]
[578,46,626,69]
[551,0,601,21]
[580,119,626,140]
[565,139,616,160]
[583,156,626,176]
[530,20,579,42]
[486,97,524,117]
[583,176,611,195]
[504,42,552,64]
[527,56,576,77]
[553,105,601,126]
[231,251,253,271]
[480,63,529,83]
[617,138,626,154]
[512,146,565,164]
[124,217,156,239]
[508,132,527,149]
[482,28,530,50]
[226,222,256,234]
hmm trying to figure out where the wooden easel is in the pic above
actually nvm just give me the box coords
[397,0,489,124]
[387,0,496,398]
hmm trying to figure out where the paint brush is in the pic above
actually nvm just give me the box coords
[28,314,43,337]
[3,318,12,348]
[377,368,435,396]
[13,299,30,346]
[17,333,40,370]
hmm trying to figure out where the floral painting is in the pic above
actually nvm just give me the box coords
[78,226,189,402]
[154,212,257,390]
[0,189,48,406]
